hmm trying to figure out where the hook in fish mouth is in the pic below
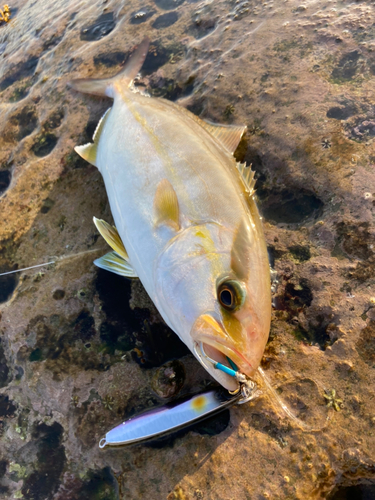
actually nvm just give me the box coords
[193,341,258,404]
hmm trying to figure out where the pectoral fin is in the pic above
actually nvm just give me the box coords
[93,217,129,260]
[94,251,138,278]
[154,179,180,231]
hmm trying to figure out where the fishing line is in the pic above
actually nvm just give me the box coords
[256,367,328,432]
[0,247,107,277]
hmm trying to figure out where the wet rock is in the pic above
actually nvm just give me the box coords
[347,117,375,141]
[43,109,64,130]
[130,7,156,24]
[80,12,116,42]
[30,133,58,157]
[93,51,127,68]
[347,255,375,283]
[26,311,108,378]
[284,279,313,309]
[0,340,11,388]
[186,97,205,117]
[189,14,216,39]
[151,360,185,398]
[131,320,189,368]
[96,268,189,367]
[99,321,135,354]
[123,388,161,421]
[193,409,230,436]
[331,50,362,83]
[278,378,327,427]
[288,245,311,262]
[9,105,38,140]
[0,394,16,417]
[305,309,339,350]
[52,289,65,300]
[233,1,251,21]
[143,41,182,74]
[258,188,324,225]
[95,269,141,344]
[21,422,66,500]
[154,0,185,10]
[42,33,64,52]
[2,0,375,497]
[148,73,195,101]
[15,366,24,380]
[356,321,375,366]
[248,411,287,443]
[152,12,179,29]
[0,459,8,495]
[335,221,373,260]
[328,482,375,500]
[0,170,11,195]
[0,261,18,304]
[0,57,38,93]
[40,197,55,214]
[327,104,357,120]
[75,467,119,500]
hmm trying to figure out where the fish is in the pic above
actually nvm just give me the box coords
[69,37,271,393]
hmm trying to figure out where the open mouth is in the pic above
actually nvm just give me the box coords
[193,341,259,404]
[190,313,256,391]
[197,337,253,375]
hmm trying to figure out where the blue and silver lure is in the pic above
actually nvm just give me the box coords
[99,344,258,448]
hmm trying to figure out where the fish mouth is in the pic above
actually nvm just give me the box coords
[191,314,255,390]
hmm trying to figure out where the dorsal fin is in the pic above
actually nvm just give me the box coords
[93,217,129,261]
[74,108,111,167]
[236,162,256,197]
[201,121,246,154]
[154,179,180,231]
[68,37,150,98]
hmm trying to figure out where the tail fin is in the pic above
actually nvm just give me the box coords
[68,37,150,98]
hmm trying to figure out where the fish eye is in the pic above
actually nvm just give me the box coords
[217,280,245,311]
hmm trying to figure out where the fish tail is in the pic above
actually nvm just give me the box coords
[68,37,150,98]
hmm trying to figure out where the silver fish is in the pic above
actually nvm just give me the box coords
[70,38,271,392]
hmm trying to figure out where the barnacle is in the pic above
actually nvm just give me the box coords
[103,395,114,411]
[0,5,11,24]
[70,395,79,407]
[224,104,235,118]
[324,388,343,411]
[321,138,331,149]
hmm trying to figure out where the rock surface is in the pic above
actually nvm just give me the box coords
[0,0,375,498]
